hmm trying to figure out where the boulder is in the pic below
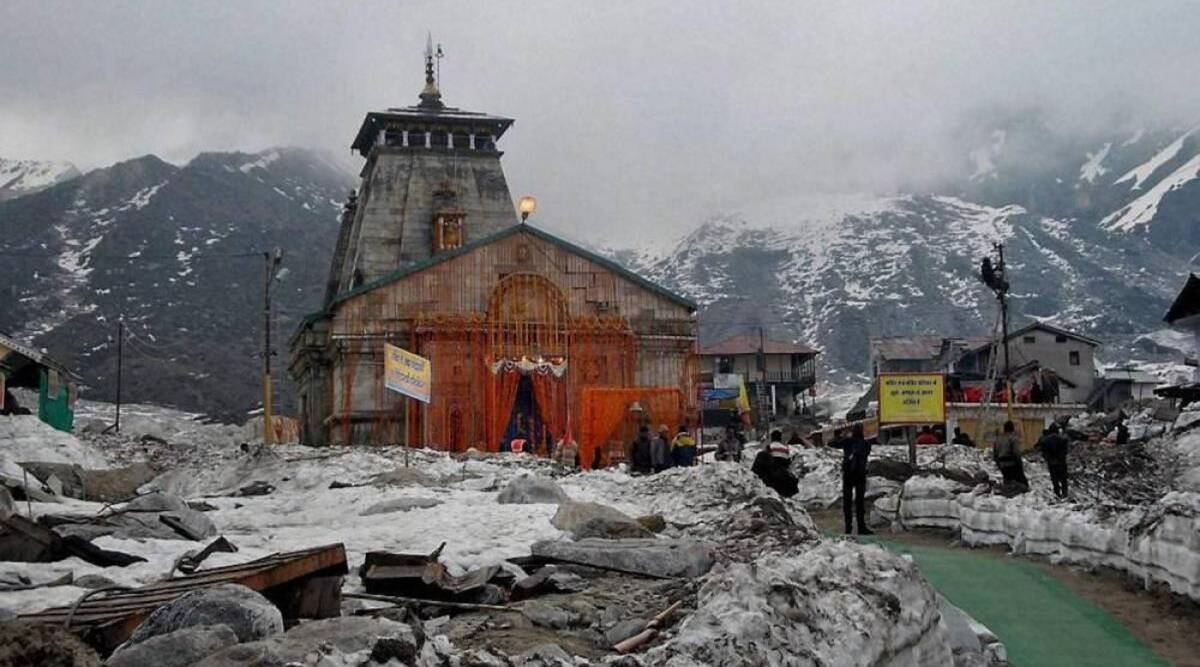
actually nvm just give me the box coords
[0,622,101,667]
[531,538,716,578]
[126,492,189,513]
[372,467,435,487]
[604,618,646,646]
[108,624,238,667]
[636,514,667,533]
[231,481,274,497]
[511,566,588,600]
[18,464,158,503]
[360,496,442,516]
[497,475,569,504]
[868,458,915,482]
[125,584,283,647]
[192,617,420,667]
[572,517,654,539]
[550,501,649,539]
[521,601,576,629]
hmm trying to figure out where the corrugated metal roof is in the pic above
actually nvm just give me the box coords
[868,335,945,361]
[698,332,819,356]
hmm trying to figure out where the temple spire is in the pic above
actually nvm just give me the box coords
[418,32,444,109]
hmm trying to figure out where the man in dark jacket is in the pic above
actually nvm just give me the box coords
[752,430,799,498]
[630,426,653,474]
[832,424,873,535]
[1036,423,1070,498]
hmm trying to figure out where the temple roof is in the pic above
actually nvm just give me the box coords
[317,222,695,315]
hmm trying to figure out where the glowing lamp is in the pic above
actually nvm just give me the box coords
[518,195,538,222]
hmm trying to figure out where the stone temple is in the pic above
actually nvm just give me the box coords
[290,46,697,466]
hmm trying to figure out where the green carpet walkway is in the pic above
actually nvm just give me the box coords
[865,538,1168,667]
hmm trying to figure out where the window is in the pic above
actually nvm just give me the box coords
[1055,335,1068,343]
[1023,335,1036,344]
[1069,351,1080,366]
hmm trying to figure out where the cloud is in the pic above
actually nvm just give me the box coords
[2,0,1199,243]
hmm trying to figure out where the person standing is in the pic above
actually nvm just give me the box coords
[1036,423,1070,498]
[630,426,653,475]
[992,421,1028,490]
[832,424,873,535]
[670,426,697,467]
[651,424,671,473]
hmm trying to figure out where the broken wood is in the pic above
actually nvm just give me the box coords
[613,600,683,654]
[171,536,238,576]
[344,591,513,612]
[0,515,145,567]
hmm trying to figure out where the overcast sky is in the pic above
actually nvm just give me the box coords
[3,1,1199,244]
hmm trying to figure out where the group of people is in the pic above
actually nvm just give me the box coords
[991,419,1073,498]
[629,424,698,474]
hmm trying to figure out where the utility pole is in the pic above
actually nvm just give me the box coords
[757,326,767,433]
[996,242,1014,419]
[262,249,283,445]
[115,320,123,433]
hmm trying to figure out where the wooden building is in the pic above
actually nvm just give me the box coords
[289,47,697,464]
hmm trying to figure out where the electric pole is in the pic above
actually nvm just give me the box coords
[262,249,282,445]
[115,320,123,433]
[996,242,1013,417]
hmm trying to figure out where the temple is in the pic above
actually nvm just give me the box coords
[289,42,698,466]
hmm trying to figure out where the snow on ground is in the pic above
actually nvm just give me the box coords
[785,416,1200,602]
[0,407,994,664]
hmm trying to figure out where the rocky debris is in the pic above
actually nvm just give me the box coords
[231,480,274,497]
[634,515,666,533]
[498,474,570,505]
[372,467,437,487]
[360,496,443,516]
[107,624,238,667]
[550,501,651,539]
[511,567,588,600]
[868,458,916,482]
[1068,439,1177,505]
[0,514,146,567]
[0,621,102,667]
[530,538,715,579]
[521,601,578,629]
[123,584,284,648]
[632,542,951,666]
[74,573,118,589]
[712,496,819,563]
[17,461,155,503]
[514,642,573,666]
[46,492,216,542]
[191,616,421,667]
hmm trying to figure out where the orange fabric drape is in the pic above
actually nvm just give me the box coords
[486,368,522,452]
[578,387,684,469]
[531,372,566,444]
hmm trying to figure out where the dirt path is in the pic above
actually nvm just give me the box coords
[810,509,1200,667]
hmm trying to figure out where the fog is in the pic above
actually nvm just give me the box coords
[2,0,1199,244]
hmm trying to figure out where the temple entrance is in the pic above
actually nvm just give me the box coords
[502,375,548,454]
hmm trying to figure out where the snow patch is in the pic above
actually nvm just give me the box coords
[1102,151,1200,231]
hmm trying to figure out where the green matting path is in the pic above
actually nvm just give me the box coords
[864,537,1168,667]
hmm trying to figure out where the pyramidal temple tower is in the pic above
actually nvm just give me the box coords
[324,38,518,303]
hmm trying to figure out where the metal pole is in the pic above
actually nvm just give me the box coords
[997,243,1013,420]
[262,252,273,446]
[114,320,123,433]
[758,326,767,434]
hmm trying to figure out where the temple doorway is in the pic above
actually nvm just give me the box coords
[503,375,548,454]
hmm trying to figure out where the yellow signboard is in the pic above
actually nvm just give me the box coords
[384,343,431,404]
[878,373,945,424]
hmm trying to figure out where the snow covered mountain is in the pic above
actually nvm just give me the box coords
[0,148,354,419]
[622,192,1187,377]
[0,158,80,201]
